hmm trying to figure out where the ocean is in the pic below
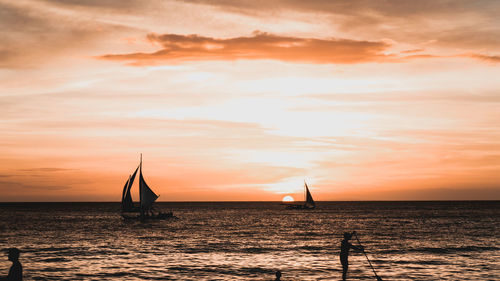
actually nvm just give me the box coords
[0,201,498,280]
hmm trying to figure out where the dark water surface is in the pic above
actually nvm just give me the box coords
[0,201,498,280]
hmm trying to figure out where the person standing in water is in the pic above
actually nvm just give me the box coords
[274,270,281,281]
[1,248,22,281]
[340,231,363,281]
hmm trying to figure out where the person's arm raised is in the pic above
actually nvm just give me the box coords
[351,244,365,252]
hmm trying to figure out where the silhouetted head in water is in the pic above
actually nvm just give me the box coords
[343,232,353,240]
[8,248,20,262]
[3,247,22,281]
[275,270,281,280]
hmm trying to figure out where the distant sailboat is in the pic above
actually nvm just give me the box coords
[121,155,174,220]
[285,181,316,210]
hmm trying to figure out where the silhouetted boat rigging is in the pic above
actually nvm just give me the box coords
[121,155,174,220]
[285,181,316,210]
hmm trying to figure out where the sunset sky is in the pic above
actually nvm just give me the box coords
[1,0,499,201]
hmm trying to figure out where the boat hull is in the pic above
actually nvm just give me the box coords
[284,204,315,210]
[121,211,175,221]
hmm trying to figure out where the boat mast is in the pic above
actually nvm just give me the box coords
[304,180,306,202]
[139,153,143,216]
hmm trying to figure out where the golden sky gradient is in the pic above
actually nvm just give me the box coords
[1,0,499,201]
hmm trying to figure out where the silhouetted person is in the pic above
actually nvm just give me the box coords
[340,231,363,281]
[1,248,22,281]
[274,270,281,281]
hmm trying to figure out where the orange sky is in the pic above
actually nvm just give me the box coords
[1,0,499,201]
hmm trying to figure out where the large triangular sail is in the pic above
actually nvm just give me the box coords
[139,166,158,211]
[304,182,315,208]
[121,176,131,210]
[122,166,139,212]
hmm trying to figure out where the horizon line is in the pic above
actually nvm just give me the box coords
[1,200,498,203]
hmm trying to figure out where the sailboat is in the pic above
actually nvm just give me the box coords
[121,155,174,220]
[284,181,316,210]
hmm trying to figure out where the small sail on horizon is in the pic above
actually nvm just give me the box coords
[285,181,316,210]
[304,182,316,208]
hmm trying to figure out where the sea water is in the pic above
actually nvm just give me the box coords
[0,201,498,280]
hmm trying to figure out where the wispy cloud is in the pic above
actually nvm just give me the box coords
[468,53,500,63]
[100,31,500,65]
[183,0,500,50]
[17,168,76,172]
[0,180,68,191]
[0,0,143,69]
[100,31,392,65]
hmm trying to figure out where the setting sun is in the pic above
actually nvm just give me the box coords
[282,196,294,202]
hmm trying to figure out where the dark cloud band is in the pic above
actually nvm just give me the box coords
[100,31,392,65]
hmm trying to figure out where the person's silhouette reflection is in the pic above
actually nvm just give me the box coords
[1,248,22,281]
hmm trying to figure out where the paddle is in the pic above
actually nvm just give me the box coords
[354,232,383,281]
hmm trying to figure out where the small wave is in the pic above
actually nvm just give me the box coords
[169,265,275,278]
[295,232,323,237]
[298,245,324,251]
[37,246,73,252]
[168,266,190,272]
[416,246,498,254]
[241,267,272,274]
[178,245,278,254]
[75,272,133,278]
[40,257,68,262]
[102,272,129,277]
[381,246,499,254]
[40,267,70,272]
[243,247,275,254]
[392,260,445,265]
[137,236,167,241]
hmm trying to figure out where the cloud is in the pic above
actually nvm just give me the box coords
[306,90,500,103]
[100,31,392,65]
[0,1,138,69]
[99,31,500,65]
[326,185,500,200]
[182,0,500,54]
[0,180,67,191]
[17,168,76,173]
[401,49,425,54]
[41,0,144,10]
[4,0,498,68]
[180,0,486,15]
[468,53,500,63]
